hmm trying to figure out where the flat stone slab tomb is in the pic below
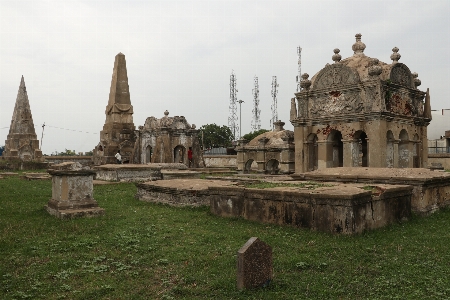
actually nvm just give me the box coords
[136,179,412,234]
[293,168,450,214]
[94,164,162,182]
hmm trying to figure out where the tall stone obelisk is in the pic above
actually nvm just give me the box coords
[94,53,136,165]
[2,76,43,161]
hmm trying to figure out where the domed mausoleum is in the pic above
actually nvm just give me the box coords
[290,34,431,172]
[236,120,295,174]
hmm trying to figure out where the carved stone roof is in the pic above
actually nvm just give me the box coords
[308,34,417,91]
[143,111,194,130]
[247,130,294,147]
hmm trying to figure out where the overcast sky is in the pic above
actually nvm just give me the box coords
[1,0,449,154]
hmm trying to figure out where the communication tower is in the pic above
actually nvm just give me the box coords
[270,76,279,130]
[228,70,239,140]
[251,76,261,131]
[296,46,302,92]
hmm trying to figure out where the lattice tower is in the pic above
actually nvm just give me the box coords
[296,46,302,92]
[251,76,261,131]
[270,76,279,130]
[228,70,239,140]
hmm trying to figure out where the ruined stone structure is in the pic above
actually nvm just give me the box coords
[135,110,202,167]
[93,53,136,165]
[2,76,43,161]
[291,34,431,173]
[236,120,295,174]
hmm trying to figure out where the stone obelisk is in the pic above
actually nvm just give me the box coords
[94,53,136,165]
[2,76,43,161]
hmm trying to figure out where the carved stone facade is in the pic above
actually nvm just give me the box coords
[290,34,431,173]
[2,76,43,162]
[135,111,201,168]
[93,53,136,165]
[236,121,295,174]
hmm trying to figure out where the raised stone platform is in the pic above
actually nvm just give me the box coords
[20,172,51,180]
[0,172,18,177]
[161,170,201,180]
[136,179,237,206]
[136,178,412,234]
[292,168,450,214]
[94,164,162,182]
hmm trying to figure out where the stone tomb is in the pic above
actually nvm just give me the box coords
[293,167,450,214]
[237,237,273,290]
[94,164,163,182]
[46,162,104,219]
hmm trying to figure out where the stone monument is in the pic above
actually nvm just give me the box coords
[291,34,431,172]
[46,162,104,219]
[2,76,43,161]
[237,237,272,290]
[93,53,136,165]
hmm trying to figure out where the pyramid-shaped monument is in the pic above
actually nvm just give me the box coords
[2,76,43,161]
[93,53,136,165]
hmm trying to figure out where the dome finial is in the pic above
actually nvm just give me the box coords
[352,33,366,55]
[332,48,341,63]
[390,47,401,64]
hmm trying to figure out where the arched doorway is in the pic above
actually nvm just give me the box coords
[307,133,318,171]
[354,131,368,167]
[244,159,254,173]
[328,130,343,167]
[146,145,152,163]
[398,130,409,168]
[386,131,395,168]
[266,159,280,175]
[413,133,420,168]
[174,145,186,163]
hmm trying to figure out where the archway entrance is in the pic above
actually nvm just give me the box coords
[174,145,186,163]
[146,145,152,163]
[328,130,343,167]
[413,134,420,168]
[244,159,254,173]
[307,133,318,171]
[354,131,368,167]
[266,159,280,174]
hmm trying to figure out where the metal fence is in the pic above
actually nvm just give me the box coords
[428,147,450,154]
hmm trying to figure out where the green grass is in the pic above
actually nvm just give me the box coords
[1,173,450,299]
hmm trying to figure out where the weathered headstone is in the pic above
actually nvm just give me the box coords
[45,162,104,219]
[237,237,272,290]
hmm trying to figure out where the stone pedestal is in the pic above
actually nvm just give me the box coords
[45,162,104,219]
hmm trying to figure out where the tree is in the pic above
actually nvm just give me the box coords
[199,124,234,149]
[242,129,270,142]
[0,145,4,156]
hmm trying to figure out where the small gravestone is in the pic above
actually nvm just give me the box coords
[237,237,272,290]
[45,162,104,219]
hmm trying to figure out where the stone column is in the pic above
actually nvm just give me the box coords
[342,139,353,167]
[45,162,105,219]
[407,140,414,168]
[393,140,399,168]
[294,125,305,173]
[317,140,331,170]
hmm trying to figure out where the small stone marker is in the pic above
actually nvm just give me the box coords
[237,237,272,290]
[45,162,104,219]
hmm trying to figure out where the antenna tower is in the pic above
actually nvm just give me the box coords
[270,76,279,130]
[228,70,239,140]
[296,46,302,92]
[251,76,261,131]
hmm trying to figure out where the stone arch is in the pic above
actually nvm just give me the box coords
[312,64,360,90]
[398,129,409,168]
[327,130,343,168]
[307,133,318,171]
[389,63,414,88]
[266,159,280,175]
[174,145,186,164]
[386,130,395,168]
[145,145,152,163]
[413,133,420,168]
[353,131,368,167]
[244,159,254,173]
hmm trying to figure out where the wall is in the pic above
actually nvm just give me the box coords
[203,155,236,168]
[45,156,93,167]
[428,154,450,170]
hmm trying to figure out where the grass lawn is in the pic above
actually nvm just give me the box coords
[1,174,450,299]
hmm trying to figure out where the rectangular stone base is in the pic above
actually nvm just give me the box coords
[45,205,105,219]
